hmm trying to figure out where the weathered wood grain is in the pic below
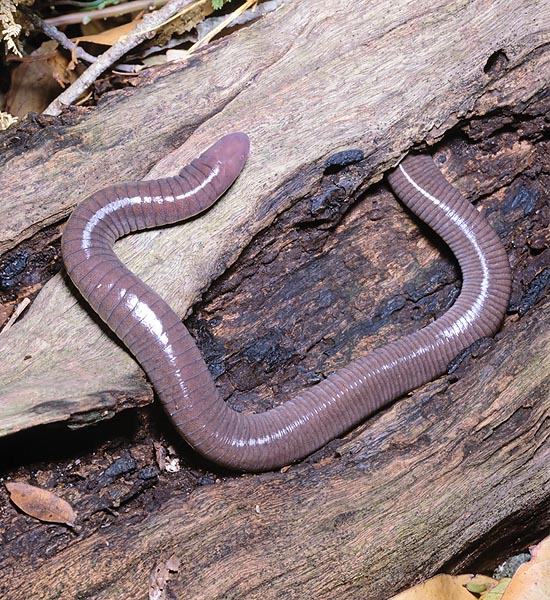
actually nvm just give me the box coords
[2,295,548,599]
[0,1,549,598]
[0,0,548,436]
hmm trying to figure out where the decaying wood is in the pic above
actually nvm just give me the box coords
[0,0,549,598]
[2,297,549,599]
[0,0,548,435]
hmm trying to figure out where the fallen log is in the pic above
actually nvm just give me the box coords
[0,0,549,597]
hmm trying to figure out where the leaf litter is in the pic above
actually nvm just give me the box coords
[5,480,78,527]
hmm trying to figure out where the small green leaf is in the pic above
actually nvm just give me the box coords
[212,0,225,9]
[465,582,489,594]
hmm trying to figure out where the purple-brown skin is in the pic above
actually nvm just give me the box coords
[62,133,511,471]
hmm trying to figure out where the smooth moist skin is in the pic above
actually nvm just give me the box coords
[62,133,511,471]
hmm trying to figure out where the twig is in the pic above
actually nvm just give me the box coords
[43,0,196,116]
[195,0,283,40]
[21,5,98,64]
[44,0,169,28]
[182,0,257,57]
[0,298,30,335]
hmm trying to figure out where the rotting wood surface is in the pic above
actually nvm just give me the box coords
[0,0,549,598]
[0,0,548,435]
[1,296,549,598]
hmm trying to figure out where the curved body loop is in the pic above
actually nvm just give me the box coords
[62,133,511,471]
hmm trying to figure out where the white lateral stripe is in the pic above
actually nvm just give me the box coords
[398,163,490,340]
[81,162,221,256]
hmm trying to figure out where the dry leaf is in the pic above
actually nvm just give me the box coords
[6,41,80,118]
[149,554,180,600]
[153,441,180,472]
[5,481,77,526]
[389,573,497,600]
[75,18,142,47]
[501,535,550,600]
[482,578,511,599]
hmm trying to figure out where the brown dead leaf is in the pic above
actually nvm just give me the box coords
[149,554,180,600]
[75,18,142,47]
[501,535,550,600]
[389,573,497,600]
[6,41,81,118]
[5,481,77,526]
[531,535,550,561]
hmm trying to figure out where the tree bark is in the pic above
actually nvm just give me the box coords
[0,0,549,598]
[1,298,549,599]
[0,0,548,435]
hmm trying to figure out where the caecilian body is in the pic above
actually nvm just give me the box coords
[62,133,511,471]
